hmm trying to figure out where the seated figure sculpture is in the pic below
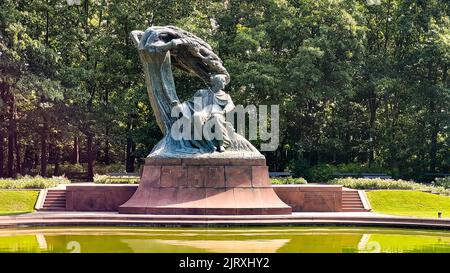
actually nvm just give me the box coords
[172,74,235,153]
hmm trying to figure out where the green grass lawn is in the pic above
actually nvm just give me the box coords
[0,190,39,216]
[367,190,450,218]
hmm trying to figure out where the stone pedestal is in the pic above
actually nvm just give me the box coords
[273,185,342,212]
[119,157,292,215]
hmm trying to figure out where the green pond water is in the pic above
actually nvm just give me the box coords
[0,226,449,253]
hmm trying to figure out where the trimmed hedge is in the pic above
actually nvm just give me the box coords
[329,177,449,195]
[288,161,388,182]
[271,177,307,185]
[0,176,70,189]
[433,177,450,189]
[93,174,139,184]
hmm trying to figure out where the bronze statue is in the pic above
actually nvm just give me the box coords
[130,26,260,157]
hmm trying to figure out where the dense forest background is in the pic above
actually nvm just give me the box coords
[0,0,449,182]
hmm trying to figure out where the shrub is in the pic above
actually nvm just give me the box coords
[94,163,127,175]
[329,177,412,190]
[0,176,70,189]
[433,177,450,189]
[288,161,394,182]
[93,174,109,184]
[329,177,449,195]
[334,163,385,174]
[308,164,336,182]
[59,163,85,173]
[271,177,307,185]
[93,174,139,184]
[288,158,310,178]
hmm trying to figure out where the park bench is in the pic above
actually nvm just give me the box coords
[333,172,392,179]
[66,172,89,182]
[424,173,450,178]
[269,172,292,178]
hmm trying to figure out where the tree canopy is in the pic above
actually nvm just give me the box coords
[0,0,448,181]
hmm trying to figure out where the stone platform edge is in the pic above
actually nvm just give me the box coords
[1,212,450,229]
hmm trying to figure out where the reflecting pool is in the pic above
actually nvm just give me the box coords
[0,226,449,253]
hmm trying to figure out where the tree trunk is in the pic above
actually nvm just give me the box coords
[22,145,33,174]
[7,91,16,178]
[14,127,21,175]
[429,119,438,173]
[53,143,60,176]
[86,133,94,181]
[0,115,4,178]
[0,84,4,177]
[40,112,48,177]
[429,93,438,172]
[104,127,110,165]
[7,123,14,178]
[368,91,377,166]
[426,60,439,173]
[125,123,135,173]
[33,153,39,169]
[72,136,80,164]
[389,98,399,170]
[95,139,102,162]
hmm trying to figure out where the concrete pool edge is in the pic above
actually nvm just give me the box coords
[0,212,449,229]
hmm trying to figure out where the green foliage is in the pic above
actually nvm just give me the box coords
[93,164,127,175]
[308,164,337,182]
[331,177,415,189]
[0,176,70,189]
[288,158,310,178]
[0,0,448,183]
[93,174,108,184]
[290,161,397,182]
[330,178,449,195]
[58,163,85,174]
[93,174,139,184]
[433,177,450,189]
[334,163,385,174]
[271,177,308,185]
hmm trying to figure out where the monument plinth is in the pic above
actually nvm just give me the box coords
[119,156,291,215]
[119,26,291,215]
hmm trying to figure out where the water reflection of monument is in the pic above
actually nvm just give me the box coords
[2,228,450,253]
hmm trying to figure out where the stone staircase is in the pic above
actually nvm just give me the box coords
[342,189,370,212]
[41,189,66,211]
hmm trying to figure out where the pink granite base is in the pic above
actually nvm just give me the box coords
[273,185,342,212]
[63,184,344,213]
[66,184,137,211]
[118,157,292,215]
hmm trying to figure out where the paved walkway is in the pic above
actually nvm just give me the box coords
[0,211,449,229]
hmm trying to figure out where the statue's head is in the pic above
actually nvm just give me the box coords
[210,74,229,93]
